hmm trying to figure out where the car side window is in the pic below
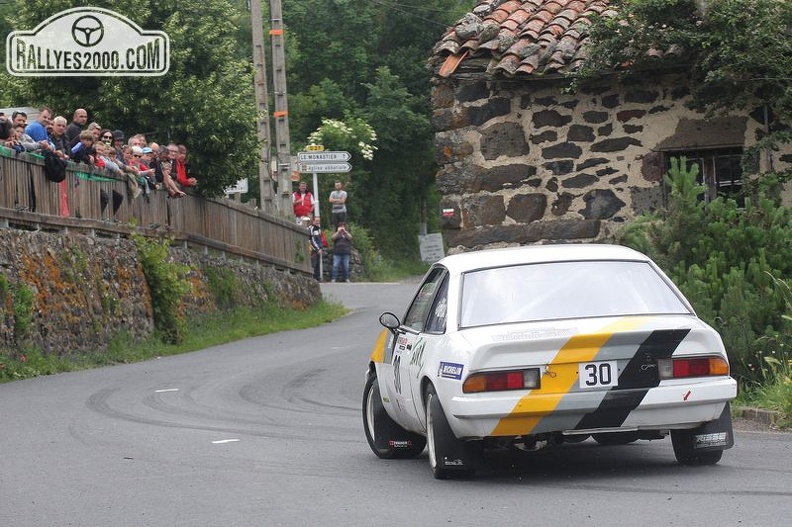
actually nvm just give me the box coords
[425,277,449,334]
[403,268,446,332]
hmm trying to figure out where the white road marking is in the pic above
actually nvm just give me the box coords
[212,439,241,444]
[155,388,179,393]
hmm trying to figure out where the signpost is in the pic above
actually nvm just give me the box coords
[296,147,353,281]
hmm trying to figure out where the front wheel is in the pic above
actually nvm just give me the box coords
[362,372,425,459]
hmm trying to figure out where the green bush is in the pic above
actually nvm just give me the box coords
[616,158,792,387]
[132,234,191,345]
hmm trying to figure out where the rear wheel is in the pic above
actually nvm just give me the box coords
[671,430,724,466]
[362,372,425,459]
[425,384,477,479]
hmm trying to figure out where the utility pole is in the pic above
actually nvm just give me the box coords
[269,0,293,219]
[250,0,274,213]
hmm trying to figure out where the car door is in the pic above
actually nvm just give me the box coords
[396,268,448,430]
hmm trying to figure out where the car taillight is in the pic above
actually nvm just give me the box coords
[657,356,730,380]
[462,368,541,393]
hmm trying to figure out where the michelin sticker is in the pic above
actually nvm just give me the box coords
[7,7,170,76]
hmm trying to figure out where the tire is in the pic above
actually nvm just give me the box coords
[362,372,425,459]
[671,430,724,466]
[425,384,477,479]
[592,432,639,446]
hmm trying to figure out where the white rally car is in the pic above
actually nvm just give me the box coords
[363,244,737,478]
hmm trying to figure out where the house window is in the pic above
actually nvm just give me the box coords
[663,147,745,206]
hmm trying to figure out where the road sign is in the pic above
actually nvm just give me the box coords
[297,151,351,162]
[297,162,352,173]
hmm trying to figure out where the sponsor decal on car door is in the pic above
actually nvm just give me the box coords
[393,330,424,430]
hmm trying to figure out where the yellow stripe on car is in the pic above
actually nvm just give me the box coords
[491,317,649,436]
[370,328,389,364]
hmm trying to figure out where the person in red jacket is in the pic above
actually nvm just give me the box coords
[292,181,315,223]
[167,143,197,189]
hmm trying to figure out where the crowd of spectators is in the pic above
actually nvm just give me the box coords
[0,106,198,201]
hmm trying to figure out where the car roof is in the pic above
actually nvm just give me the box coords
[435,244,650,275]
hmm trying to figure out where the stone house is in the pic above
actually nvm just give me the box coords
[429,0,792,251]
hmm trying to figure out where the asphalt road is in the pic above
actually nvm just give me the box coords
[1,280,791,527]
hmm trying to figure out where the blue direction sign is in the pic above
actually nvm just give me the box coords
[297,151,351,162]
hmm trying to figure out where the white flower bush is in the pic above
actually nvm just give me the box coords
[305,118,378,161]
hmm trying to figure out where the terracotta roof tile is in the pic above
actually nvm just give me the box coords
[433,0,616,78]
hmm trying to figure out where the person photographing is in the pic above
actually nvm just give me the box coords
[331,222,353,282]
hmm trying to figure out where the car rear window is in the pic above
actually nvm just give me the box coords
[459,260,691,328]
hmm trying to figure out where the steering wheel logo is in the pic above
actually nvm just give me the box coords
[71,15,104,47]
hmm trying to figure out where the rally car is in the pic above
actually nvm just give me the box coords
[362,244,737,479]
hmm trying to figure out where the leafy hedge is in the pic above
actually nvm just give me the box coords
[617,159,792,387]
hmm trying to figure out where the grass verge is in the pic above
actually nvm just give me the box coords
[0,300,348,383]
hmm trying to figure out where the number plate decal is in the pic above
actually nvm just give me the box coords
[578,361,619,389]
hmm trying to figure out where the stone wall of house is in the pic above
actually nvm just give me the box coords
[0,229,320,356]
[432,73,792,252]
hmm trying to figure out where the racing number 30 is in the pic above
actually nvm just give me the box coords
[579,361,619,389]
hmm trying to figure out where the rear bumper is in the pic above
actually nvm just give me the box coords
[444,377,737,439]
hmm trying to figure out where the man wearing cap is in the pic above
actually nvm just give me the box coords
[64,108,88,146]
[112,130,126,157]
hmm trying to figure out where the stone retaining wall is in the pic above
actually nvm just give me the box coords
[432,73,792,251]
[0,229,319,356]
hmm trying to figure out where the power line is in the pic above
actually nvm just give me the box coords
[367,0,461,29]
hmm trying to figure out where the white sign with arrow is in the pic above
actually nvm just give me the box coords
[297,151,351,162]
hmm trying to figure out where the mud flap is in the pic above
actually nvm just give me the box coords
[430,395,480,471]
[679,402,735,452]
[372,404,422,453]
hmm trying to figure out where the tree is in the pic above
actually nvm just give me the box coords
[283,0,465,257]
[0,0,258,196]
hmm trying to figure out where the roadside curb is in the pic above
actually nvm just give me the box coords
[733,406,785,426]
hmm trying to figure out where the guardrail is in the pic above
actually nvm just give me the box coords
[0,150,310,273]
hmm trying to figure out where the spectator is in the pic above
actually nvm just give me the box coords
[128,134,147,147]
[64,108,88,146]
[70,130,96,165]
[13,124,39,152]
[308,215,324,281]
[331,222,353,283]
[328,179,348,228]
[112,129,125,156]
[98,129,114,148]
[139,146,158,194]
[24,106,54,151]
[94,140,122,176]
[49,116,69,159]
[7,124,26,153]
[104,147,125,177]
[292,181,314,223]
[87,122,102,143]
[12,110,27,128]
[121,145,143,199]
[0,114,15,149]
[175,144,197,188]
[160,158,186,197]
